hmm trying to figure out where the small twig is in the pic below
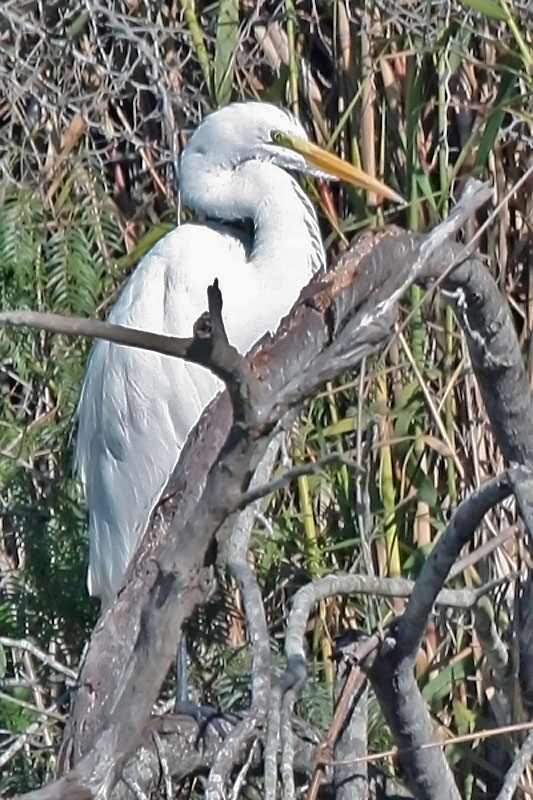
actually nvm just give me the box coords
[0,283,258,411]
[0,721,41,770]
[325,720,533,768]
[496,729,533,800]
[0,636,77,681]
[449,526,518,579]
[0,690,63,722]
[152,730,172,800]
[397,329,464,479]
[234,452,363,510]
[229,738,260,800]
[0,309,194,359]
[456,164,533,265]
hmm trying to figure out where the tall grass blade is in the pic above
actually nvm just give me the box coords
[214,0,240,107]
[457,0,507,20]
[475,55,520,171]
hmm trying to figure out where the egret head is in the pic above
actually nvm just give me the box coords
[183,102,311,172]
[180,102,402,217]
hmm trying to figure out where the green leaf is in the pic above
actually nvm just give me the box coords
[422,653,470,703]
[117,223,174,270]
[322,417,356,437]
[413,471,439,508]
[457,0,507,20]
[394,380,420,410]
[0,688,35,732]
[394,400,424,439]
[475,56,521,171]
[453,699,477,735]
[214,0,240,107]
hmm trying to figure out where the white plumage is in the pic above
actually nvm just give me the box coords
[75,103,326,605]
[75,102,398,606]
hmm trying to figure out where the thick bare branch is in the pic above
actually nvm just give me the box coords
[0,282,257,402]
[422,245,533,467]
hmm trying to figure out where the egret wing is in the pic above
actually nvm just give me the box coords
[75,224,246,603]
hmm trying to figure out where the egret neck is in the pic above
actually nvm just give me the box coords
[180,158,325,346]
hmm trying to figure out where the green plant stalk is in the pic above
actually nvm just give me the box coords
[377,96,387,227]
[298,474,321,581]
[405,56,424,364]
[214,0,240,107]
[437,48,450,208]
[180,0,213,99]
[325,381,350,492]
[444,309,458,503]
[376,374,401,576]
[297,473,334,691]
[474,55,520,172]
[405,51,436,578]
[327,83,364,151]
[409,291,424,366]
[325,383,341,444]
[284,0,299,114]
[500,0,533,72]
[437,47,458,505]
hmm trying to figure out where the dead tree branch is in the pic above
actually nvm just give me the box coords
[422,244,533,467]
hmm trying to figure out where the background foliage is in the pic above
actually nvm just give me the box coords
[0,0,531,795]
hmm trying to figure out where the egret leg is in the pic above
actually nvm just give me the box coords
[174,633,238,738]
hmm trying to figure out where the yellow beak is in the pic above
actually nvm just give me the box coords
[273,132,403,204]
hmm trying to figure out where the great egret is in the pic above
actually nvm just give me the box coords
[75,102,399,607]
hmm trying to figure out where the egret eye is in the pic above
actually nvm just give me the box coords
[271,130,284,145]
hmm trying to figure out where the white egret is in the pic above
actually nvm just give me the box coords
[75,102,400,607]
